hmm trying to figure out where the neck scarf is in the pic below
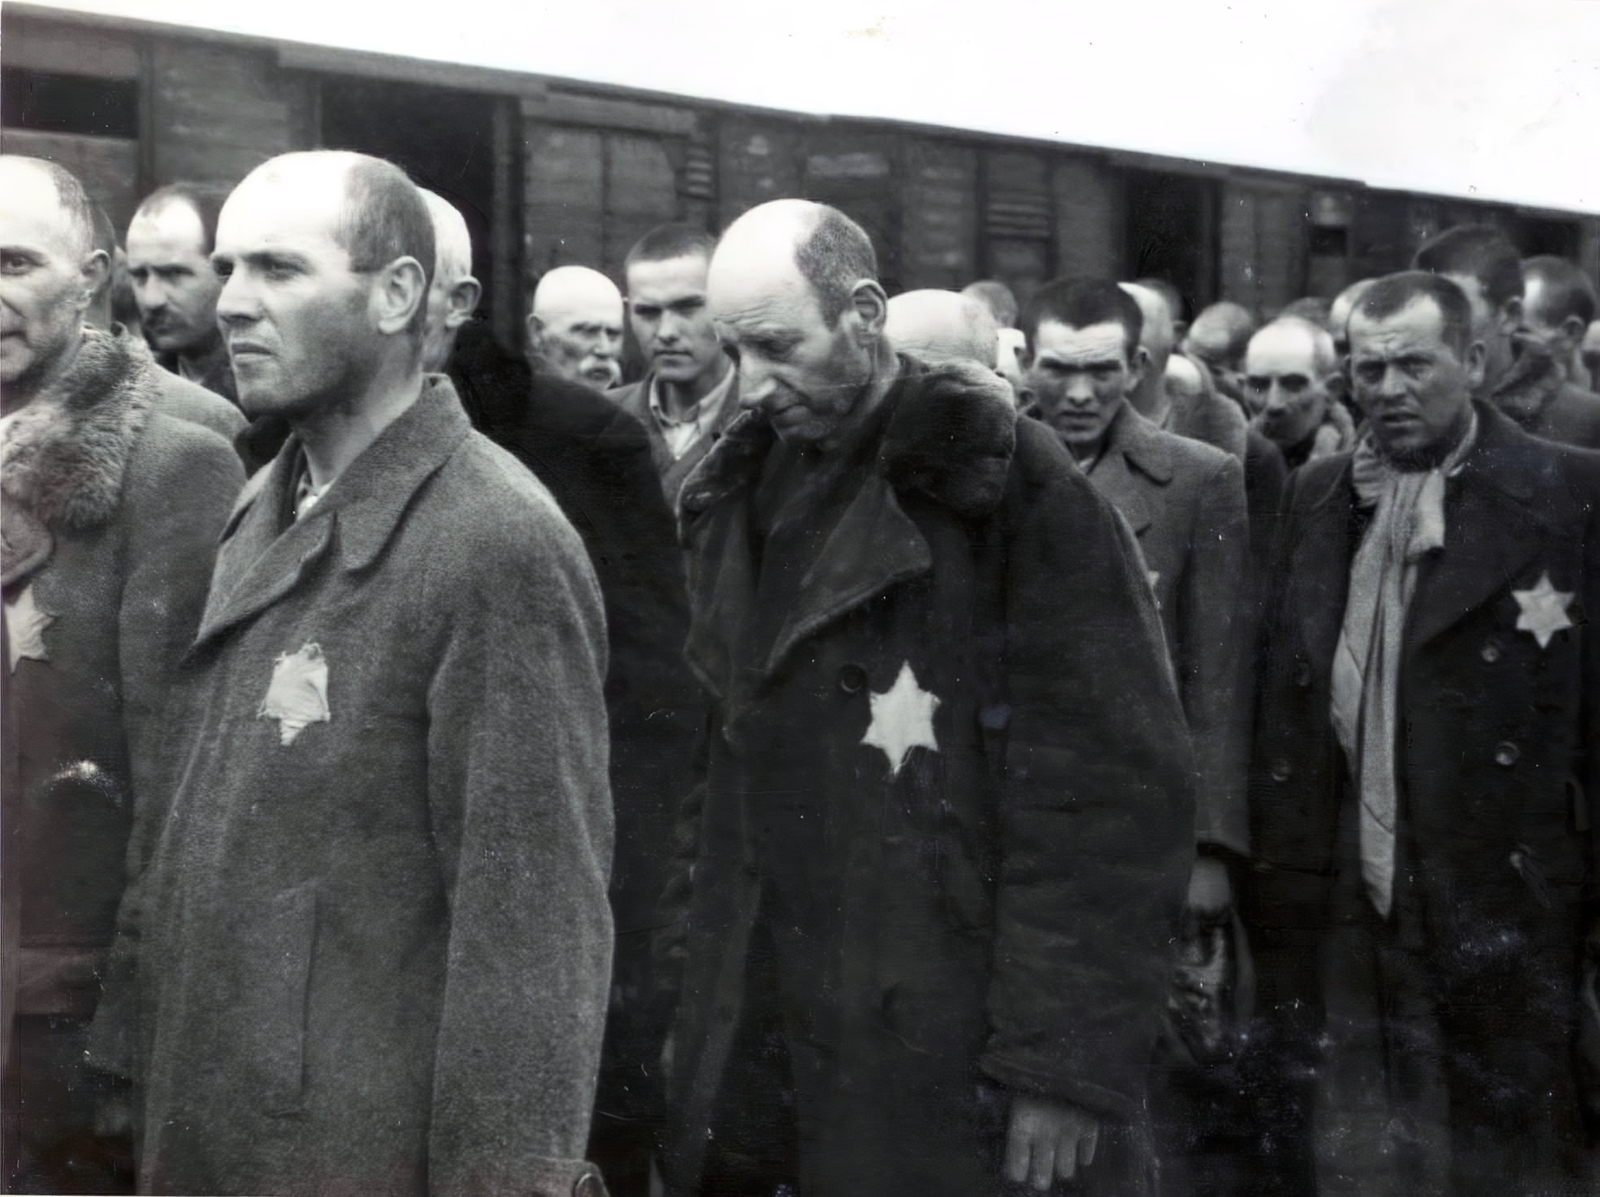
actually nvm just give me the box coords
[1329,410,1477,916]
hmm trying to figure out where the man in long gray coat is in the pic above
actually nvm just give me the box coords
[91,151,614,1197]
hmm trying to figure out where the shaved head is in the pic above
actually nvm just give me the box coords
[961,279,1018,329]
[886,289,999,369]
[1184,301,1256,371]
[1,155,96,260]
[1329,278,1377,353]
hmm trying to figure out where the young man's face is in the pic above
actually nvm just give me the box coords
[627,252,726,390]
[211,175,381,420]
[126,199,224,358]
[1026,319,1141,458]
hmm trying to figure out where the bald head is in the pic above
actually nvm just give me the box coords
[0,156,109,401]
[1244,316,1338,449]
[886,289,999,370]
[708,200,893,446]
[418,190,481,373]
[528,266,624,389]
[1182,301,1256,405]
[1117,282,1177,417]
[961,279,1018,329]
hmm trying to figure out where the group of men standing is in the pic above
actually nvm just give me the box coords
[2,144,1598,1197]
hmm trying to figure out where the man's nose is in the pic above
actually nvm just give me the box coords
[1063,376,1096,405]
[134,277,164,308]
[215,274,258,327]
[738,360,776,408]
[1264,382,1290,414]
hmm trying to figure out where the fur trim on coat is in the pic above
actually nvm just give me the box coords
[2,330,156,586]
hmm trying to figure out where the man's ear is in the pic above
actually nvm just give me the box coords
[1496,296,1523,336]
[525,311,546,352]
[77,249,110,312]
[445,277,482,333]
[848,279,889,344]
[375,256,428,335]
[1464,336,1489,391]
[1125,344,1149,395]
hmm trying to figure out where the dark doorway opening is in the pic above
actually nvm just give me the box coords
[320,78,502,330]
[1124,169,1217,321]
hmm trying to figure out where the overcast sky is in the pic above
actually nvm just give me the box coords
[20,0,1600,215]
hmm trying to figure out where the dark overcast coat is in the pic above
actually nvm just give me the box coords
[107,380,614,1197]
[1248,403,1600,1126]
[663,358,1195,1195]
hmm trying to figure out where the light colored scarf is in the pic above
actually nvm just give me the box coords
[1329,411,1477,916]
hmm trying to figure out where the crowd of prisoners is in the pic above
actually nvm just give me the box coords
[3,146,1599,1196]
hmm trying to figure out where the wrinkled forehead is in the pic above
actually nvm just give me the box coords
[543,294,622,330]
[1034,319,1129,362]
[215,168,347,255]
[706,249,817,325]
[1348,295,1449,353]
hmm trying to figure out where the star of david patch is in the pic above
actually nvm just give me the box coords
[860,660,941,778]
[1512,571,1576,650]
[259,642,331,745]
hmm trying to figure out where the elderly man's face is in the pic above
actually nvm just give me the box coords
[1349,297,1480,464]
[627,253,725,389]
[127,199,224,357]
[540,299,623,390]
[0,165,97,391]
[1244,325,1332,448]
[1026,319,1140,457]
[211,171,379,420]
[708,255,872,445]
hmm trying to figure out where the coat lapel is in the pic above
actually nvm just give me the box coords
[1086,407,1171,538]
[194,378,472,648]
[762,472,932,677]
[1286,459,1357,671]
[1406,410,1556,650]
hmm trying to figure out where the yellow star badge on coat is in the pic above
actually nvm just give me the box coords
[861,660,941,778]
[259,642,331,745]
[4,582,53,673]
[1512,571,1576,649]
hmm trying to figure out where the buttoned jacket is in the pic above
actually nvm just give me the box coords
[1083,404,1253,855]
[104,379,614,1197]
[1249,403,1600,999]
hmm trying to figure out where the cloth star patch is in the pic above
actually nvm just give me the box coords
[259,642,331,745]
[1512,571,1576,649]
[4,582,53,673]
[861,660,941,778]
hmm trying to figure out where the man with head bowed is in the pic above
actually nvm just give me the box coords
[662,199,1194,1195]
[1247,271,1600,1193]
[89,151,614,1197]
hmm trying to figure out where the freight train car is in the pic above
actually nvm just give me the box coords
[5,2,1597,356]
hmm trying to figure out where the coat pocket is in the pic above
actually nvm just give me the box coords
[236,880,317,1116]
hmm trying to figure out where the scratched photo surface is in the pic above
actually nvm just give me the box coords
[3,3,1598,1195]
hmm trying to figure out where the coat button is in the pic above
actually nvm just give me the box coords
[1480,639,1502,664]
[1493,741,1520,767]
[837,663,869,695]
[1270,758,1293,782]
[572,1172,608,1197]
[1293,661,1313,688]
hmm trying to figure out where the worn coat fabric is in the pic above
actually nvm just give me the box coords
[1080,405,1253,856]
[150,361,248,449]
[466,353,704,1184]
[2,328,242,1017]
[107,379,615,1197]
[1165,376,1248,462]
[1,328,242,1188]
[611,369,741,512]
[1248,402,1600,1168]
[665,357,1195,1195]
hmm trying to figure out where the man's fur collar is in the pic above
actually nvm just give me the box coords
[680,355,1018,530]
[2,329,158,584]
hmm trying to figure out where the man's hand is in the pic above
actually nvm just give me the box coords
[1185,854,1232,920]
[1004,1095,1099,1189]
